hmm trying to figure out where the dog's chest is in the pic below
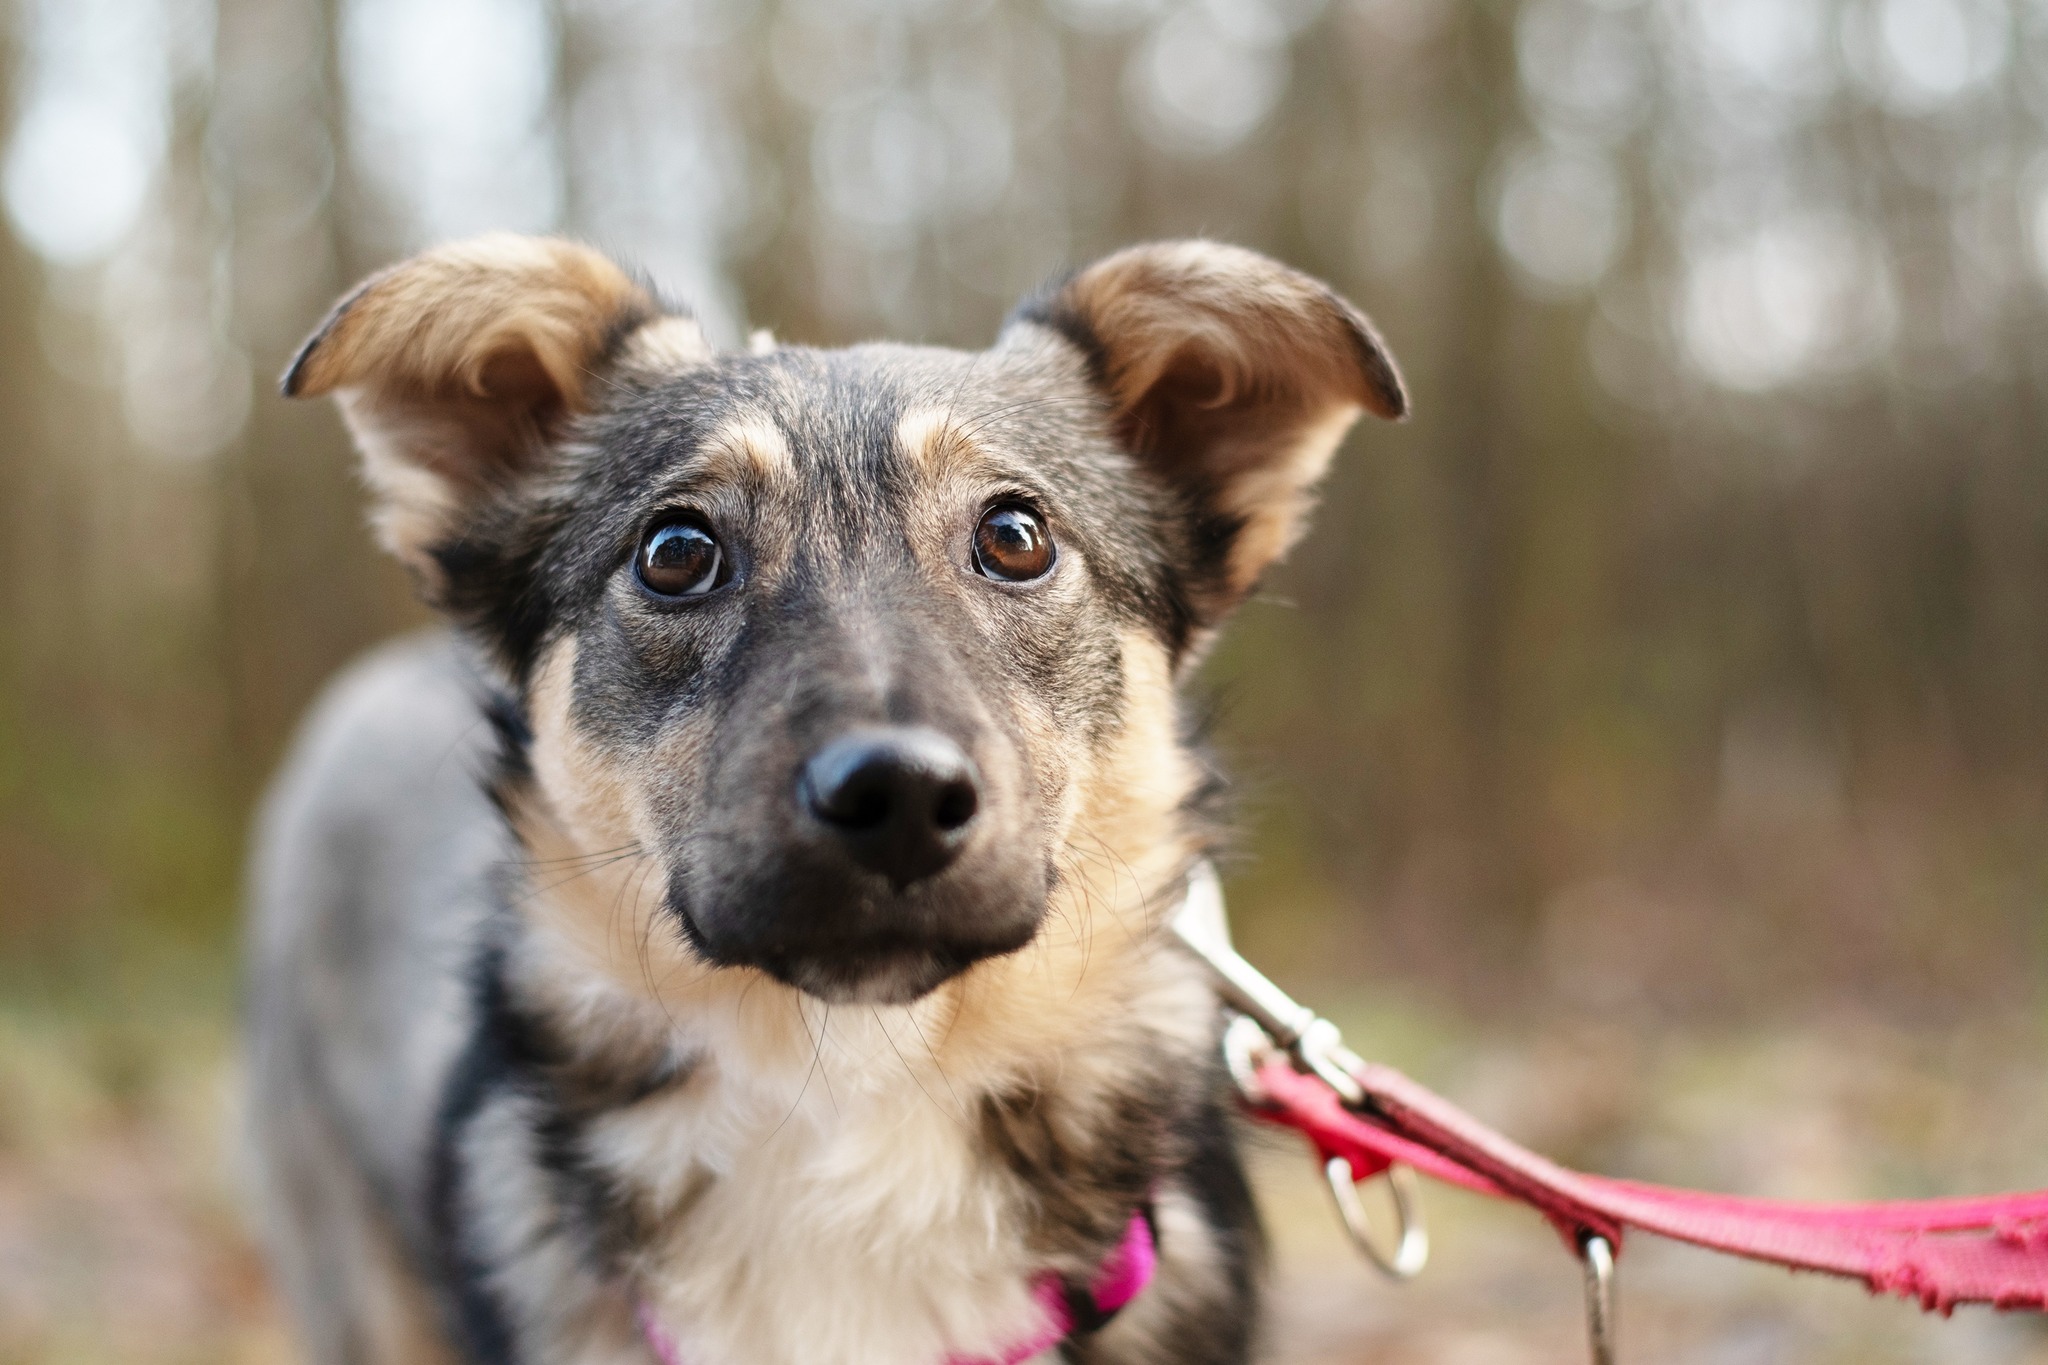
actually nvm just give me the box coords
[589,1040,1047,1365]
[505,892,1216,1364]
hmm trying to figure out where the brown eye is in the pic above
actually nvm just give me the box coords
[972,504,1055,582]
[637,518,725,597]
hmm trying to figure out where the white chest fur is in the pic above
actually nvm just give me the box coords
[502,931,1219,1365]
[503,829,1219,1365]
[589,1004,1049,1365]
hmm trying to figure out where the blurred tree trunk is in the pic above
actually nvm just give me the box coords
[550,0,595,235]
[0,16,37,638]
[211,0,420,797]
[0,9,38,950]
[1434,2,1524,950]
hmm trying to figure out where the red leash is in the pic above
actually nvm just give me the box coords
[1250,1055,2048,1311]
[1169,864,2048,1360]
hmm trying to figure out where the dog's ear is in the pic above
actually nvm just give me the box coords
[1011,240,1407,625]
[284,233,707,587]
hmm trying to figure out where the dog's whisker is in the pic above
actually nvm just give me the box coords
[814,1006,839,1115]
[873,1006,962,1129]
[936,348,987,446]
[509,846,645,876]
[904,1006,967,1122]
[951,393,1103,444]
[1072,862,1101,999]
[578,363,637,399]
[507,850,650,909]
[626,860,653,984]
[429,714,496,786]
[1073,824,1153,936]
[607,851,637,974]
[1050,849,1100,999]
[510,841,646,871]
[632,859,691,1036]
[1053,853,1097,950]
[953,389,1104,427]
[771,995,827,1142]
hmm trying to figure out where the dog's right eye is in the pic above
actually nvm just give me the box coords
[637,518,726,598]
[972,504,1055,583]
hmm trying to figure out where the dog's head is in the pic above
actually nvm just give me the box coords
[289,236,1404,1007]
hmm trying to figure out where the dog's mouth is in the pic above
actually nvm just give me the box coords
[670,893,1042,1006]
[766,940,981,1006]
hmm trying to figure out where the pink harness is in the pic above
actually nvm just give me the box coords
[636,1209,1157,1365]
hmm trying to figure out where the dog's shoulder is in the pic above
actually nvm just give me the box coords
[246,628,514,1251]
[250,629,506,896]
[265,629,493,805]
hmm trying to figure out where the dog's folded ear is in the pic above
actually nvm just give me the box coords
[1011,240,1407,627]
[284,234,706,588]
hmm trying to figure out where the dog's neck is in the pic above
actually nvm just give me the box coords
[483,799,1218,1365]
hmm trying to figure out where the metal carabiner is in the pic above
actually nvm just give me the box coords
[1580,1233,1617,1365]
[1323,1156,1431,1280]
[1193,882,1431,1285]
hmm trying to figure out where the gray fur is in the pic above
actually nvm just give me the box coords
[245,633,506,1361]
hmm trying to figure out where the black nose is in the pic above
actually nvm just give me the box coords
[798,726,981,888]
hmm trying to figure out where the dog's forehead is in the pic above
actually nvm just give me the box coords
[620,337,1081,488]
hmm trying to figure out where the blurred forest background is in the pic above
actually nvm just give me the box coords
[3,0,2048,1360]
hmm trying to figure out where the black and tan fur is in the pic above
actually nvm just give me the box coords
[243,235,1406,1365]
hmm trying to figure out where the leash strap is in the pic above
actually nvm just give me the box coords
[1168,862,2048,1361]
[1251,1057,2048,1312]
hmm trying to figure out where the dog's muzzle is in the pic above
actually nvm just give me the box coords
[669,723,1042,1005]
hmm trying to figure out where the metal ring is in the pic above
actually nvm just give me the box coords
[1581,1233,1616,1365]
[1323,1156,1430,1280]
[1221,1014,1273,1104]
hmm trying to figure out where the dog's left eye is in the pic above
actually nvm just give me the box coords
[637,518,726,597]
[972,504,1055,582]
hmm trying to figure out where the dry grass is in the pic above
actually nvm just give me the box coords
[0,1011,287,1365]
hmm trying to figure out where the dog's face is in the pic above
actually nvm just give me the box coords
[288,237,1404,1006]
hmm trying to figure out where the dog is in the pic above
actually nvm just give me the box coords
[242,235,1406,1365]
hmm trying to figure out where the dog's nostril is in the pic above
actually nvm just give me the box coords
[799,726,982,887]
[841,786,892,830]
[809,766,896,831]
[932,780,977,832]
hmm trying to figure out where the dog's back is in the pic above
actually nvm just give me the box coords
[244,631,502,1362]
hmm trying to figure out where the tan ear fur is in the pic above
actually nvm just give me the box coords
[1024,240,1408,615]
[283,234,705,584]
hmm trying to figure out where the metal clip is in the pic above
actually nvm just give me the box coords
[1169,863,1370,1106]
[1324,1156,1430,1279]
[1580,1233,1616,1365]
[1174,864,1431,1283]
